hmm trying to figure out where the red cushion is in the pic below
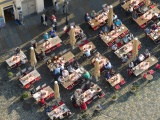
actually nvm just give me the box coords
[114,85,121,90]
[25,84,30,89]
[86,99,92,104]
[99,92,105,98]
[52,105,58,110]
[148,69,155,75]
[120,80,126,85]
[107,42,112,47]
[116,43,123,48]
[143,73,147,78]
[80,103,87,110]
[58,101,64,106]
[67,85,73,90]
[155,64,160,69]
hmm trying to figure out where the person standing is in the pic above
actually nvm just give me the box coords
[41,14,48,26]
[55,1,59,12]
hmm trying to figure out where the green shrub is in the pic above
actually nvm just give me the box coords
[8,72,13,76]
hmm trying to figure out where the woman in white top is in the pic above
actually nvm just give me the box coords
[128,62,134,68]
[138,54,145,62]
[62,69,69,77]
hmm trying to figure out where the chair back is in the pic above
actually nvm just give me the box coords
[16,72,21,77]
[36,86,41,91]
[21,68,27,73]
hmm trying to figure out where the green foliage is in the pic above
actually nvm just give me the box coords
[8,72,13,76]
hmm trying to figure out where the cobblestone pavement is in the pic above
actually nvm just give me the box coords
[0,0,160,120]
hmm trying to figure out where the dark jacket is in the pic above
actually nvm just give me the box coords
[41,15,48,23]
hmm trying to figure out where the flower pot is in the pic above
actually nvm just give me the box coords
[8,72,13,79]
[111,96,118,101]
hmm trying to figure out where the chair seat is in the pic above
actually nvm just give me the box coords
[99,92,105,98]
[58,101,64,106]
[67,85,73,90]
[86,99,92,104]
[25,84,30,89]
[143,73,147,79]
[114,84,121,90]
[155,64,160,69]
[148,69,155,75]
[52,105,58,110]
[120,80,126,85]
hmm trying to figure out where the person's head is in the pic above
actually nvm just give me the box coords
[97,88,100,91]
[86,13,89,16]
[89,45,92,48]
[145,49,149,53]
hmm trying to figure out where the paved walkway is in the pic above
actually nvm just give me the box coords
[0,0,160,120]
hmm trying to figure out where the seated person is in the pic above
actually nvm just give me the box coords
[40,98,45,105]
[114,19,122,27]
[15,47,21,54]
[98,30,104,37]
[104,61,112,70]
[44,105,52,113]
[128,62,134,68]
[122,35,129,43]
[138,54,145,62]
[105,71,111,80]
[43,33,49,40]
[84,46,92,57]
[33,42,38,48]
[79,30,86,39]
[103,4,109,11]
[110,23,117,31]
[84,13,92,22]
[144,49,150,58]
[127,33,134,41]
[90,10,97,19]
[80,100,87,111]
[151,23,158,30]
[132,10,138,19]
[82,81,92,90]
[110,68,115,76]
[111,44,117,51]
[136,6,144,16]
[49,29,56,38]
[120,0,126,5]
[157,13,160,21]
[83,70,91,80]
[96,88,103,97]
[144,28,151,35]
[73,60,80,69]
[102,25,109,33]
[53,65,61,76]
[74,89,82,99]
[113,15,118,21]
[63,111,72,117]
[59,63,65,70]
[128,5,133,13]
[67,64,75,73]
[122,54,128,63]
[62,69,69,77]
[57,76,65,84]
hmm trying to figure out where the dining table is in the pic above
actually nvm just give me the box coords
[91,52,109,69]
[32,86,54,102]
[122,0,144,11]
[114,39,141,58]
[100,24,128,44]
[133,6,160,27]
[107,73,124,87]
[132,56,158,76]
[35,36,62,54]
[79,42,96,52]
[47,51,75,71]
[47,104,70,119]
[88,10,109,29]
[19,69,41,86]
[148,25,160,42]
[6,51,27,67]
[60,67,85,88]
[76,84,101,105]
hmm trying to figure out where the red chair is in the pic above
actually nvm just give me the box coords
[124,30,129,35]
[116,43,123,48]
[58,101,64,106]
[80,102,87,111]
[99,92,105,98]
[17,62,21,66]
[35,76,41,81]
[45,50,51,54]
[50,93,54,98]
[138,45,141,50]
[120,33,125,38]
[114,84,121,90]
[50,46,56,51]
[24,84,30,89]
[40,98,45,106]
[67,85,73,90]
[56,43,61,47]
[149,4,155,9]
[155,64,160,70]
[52,105,58,110]
[93,26,98,31]
[140,24,146,29]
[86,99,92,104]
[84,40,89,44]
[143,73,147,79]
[107,42,113,47]
[127,69,132,76]
[138,2,144,7]
[73,81,78,86]
[120,80,126,85]
[148,69,155,75]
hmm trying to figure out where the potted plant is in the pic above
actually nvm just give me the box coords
[131,86,138,93]
[8,72,13,78]
[111,94,118,101]
[20,92,29,101]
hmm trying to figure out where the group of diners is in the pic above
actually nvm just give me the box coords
[71,81,105,111]
[45,100,73,120]
[84,3,112,30]
[121,0,160,29]
[145,21,160,44]
[5,47,28,68]
[127,50,158,76]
